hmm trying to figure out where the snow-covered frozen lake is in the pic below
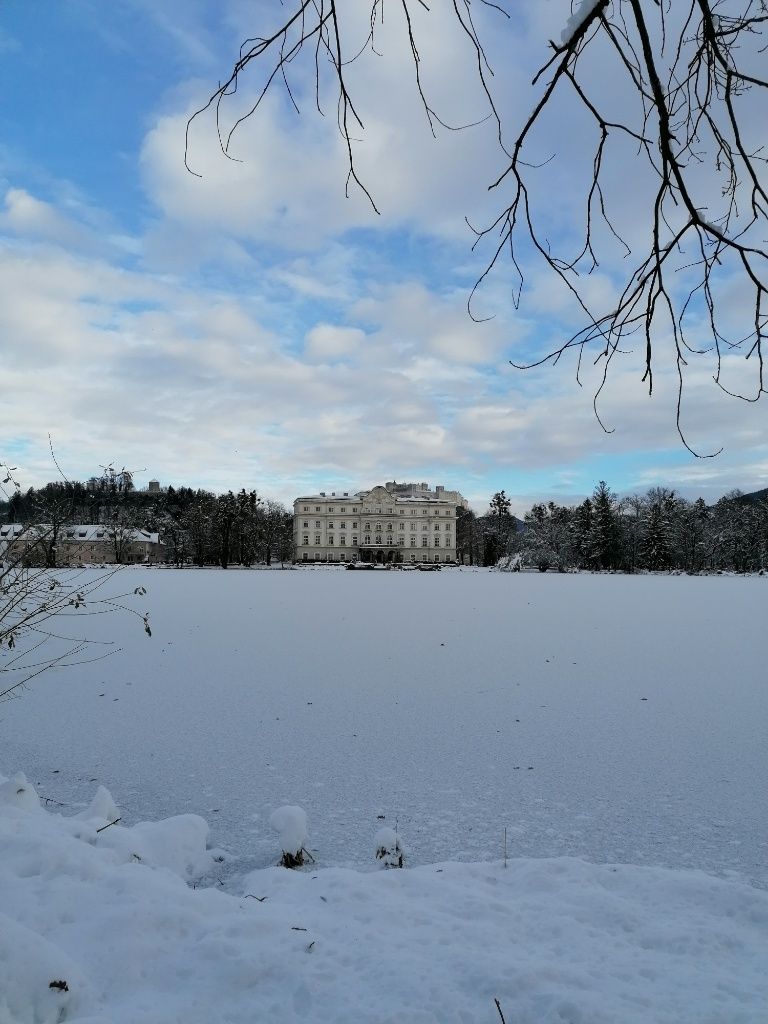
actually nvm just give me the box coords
[3,567,766,887]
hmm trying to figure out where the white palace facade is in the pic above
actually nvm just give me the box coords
[293,481,468,564]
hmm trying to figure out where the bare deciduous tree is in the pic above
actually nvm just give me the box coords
[0,463,151,703]
[188,0,768,451]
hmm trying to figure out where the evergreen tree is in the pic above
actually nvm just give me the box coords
[570,499,593,569]
[641,488,677,570]
[589,482,619,570]
[485,490,514,566]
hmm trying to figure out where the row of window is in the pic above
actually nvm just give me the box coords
[303,521,451,533]
[302,505,360,513]
[301,552,453,563]
[300,507,453,517]
[302,536,450,548]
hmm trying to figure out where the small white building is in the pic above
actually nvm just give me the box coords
[293,481,467,564]
[0,524,163,566]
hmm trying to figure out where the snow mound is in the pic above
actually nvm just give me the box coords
[0,912,90,1024]
[269,805,306,856]
[0,771,41,811]
[96,813,213,880]
[2,778,768,1022]
[76,784,119,823]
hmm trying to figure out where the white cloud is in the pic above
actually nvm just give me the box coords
[305,324,365,362]
[139,3,519,248]
[3,0,768,511]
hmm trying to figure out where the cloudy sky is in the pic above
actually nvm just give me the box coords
[1,0,765,513]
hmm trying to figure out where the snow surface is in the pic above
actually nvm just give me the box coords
[2,568,768,1021]
[3,567,765,888]
[2,777,768,1023]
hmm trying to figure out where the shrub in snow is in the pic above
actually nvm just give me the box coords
[270,805,308,868]
[374,826,404,868]
[497,553,523,572]
[0,772,41,811]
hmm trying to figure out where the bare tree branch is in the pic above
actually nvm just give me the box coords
[189,0,768,453]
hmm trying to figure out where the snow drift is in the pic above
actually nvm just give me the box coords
[2,770,768,1023]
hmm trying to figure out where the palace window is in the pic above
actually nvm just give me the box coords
[315,534,321,544]
[303,536,309,545]
[340,536,346,545]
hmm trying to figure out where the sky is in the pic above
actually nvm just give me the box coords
[0,0,766,514]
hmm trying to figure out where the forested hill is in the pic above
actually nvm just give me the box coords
[739,487,768,505]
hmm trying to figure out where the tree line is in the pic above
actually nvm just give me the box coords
[0,476,293,569]
[457,484,768,574]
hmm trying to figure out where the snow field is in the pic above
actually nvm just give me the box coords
[2,774,768,1024]
[2,568,767,1021]
[3,568,765,884]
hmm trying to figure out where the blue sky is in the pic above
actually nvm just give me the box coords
[1,1,766,512]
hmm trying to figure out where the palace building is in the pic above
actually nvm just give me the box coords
[293,481,468,564]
